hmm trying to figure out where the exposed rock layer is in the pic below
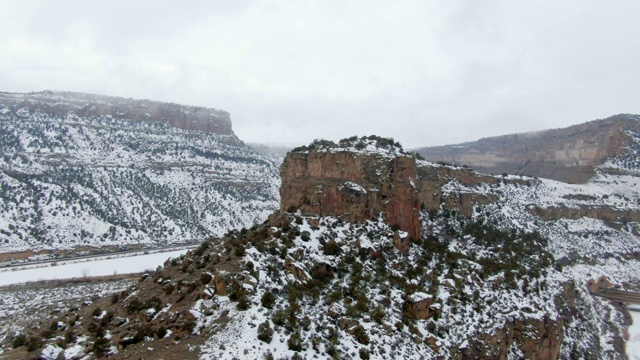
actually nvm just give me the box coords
[279,150,506,240]
[417,114,640,183]
[280,151,422,241]
[0,90,233,135]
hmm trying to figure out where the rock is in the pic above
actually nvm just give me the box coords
[243,274,258,294]
[213,273,228,296]
[284,257,310,281]
[337,317,359,330]
[327,303,345,318]
[452,283,576,359]
[527,204,640,228]
[405,292,434,320]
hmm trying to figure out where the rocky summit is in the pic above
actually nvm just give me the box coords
[416,114,640,183]
[0,91,280,257]
[2,134,638,359]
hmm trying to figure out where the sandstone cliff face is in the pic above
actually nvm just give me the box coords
[527,204,640,232]
[454,281,575,360]
[416,163,499,217]
[417,114,640,183]
[0,91,233,135]
[279,143,507,240]
[280,150,422,241]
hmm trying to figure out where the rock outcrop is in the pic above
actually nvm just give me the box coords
[417,114,640,183]
[280,141,422,241]
[416,164,500,217]
[279,137,505,239]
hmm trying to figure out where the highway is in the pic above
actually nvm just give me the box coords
[591,289,640,305]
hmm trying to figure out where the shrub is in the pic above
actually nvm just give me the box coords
[237,295,251,311]
[164,283,176,295]
[92,337,110,356]
[323,240,342,256]
[352,325,369,344]
[87,322,105,338]
[145,296,163,312]
[228,281,243,301]
[287,331,304,351]
[25,335,43,352]
[49,321,59,331]
[194,242,209,256]
[100,311,114,327]
[272,310,286,327]
[235,244,246,257]
[12,334,26,348]
[359,348,371,360]
[200,273,213,285]
[65,330,76,344]
[157,326,167,339]
[261,292,276,309]
[371,306,385,324]
[257,321,273,343]
[41,328,56,339]
[126,299,144,314]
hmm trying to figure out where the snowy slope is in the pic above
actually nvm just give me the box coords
[0,92,280,254]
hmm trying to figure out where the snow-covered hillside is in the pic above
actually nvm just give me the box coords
[0,91,280,254]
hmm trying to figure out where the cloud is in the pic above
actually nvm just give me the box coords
[1,0,640,148]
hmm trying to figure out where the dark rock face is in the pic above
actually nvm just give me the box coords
[417,114,640,183]
[0,90,233,135]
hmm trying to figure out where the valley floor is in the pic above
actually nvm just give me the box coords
[0,248,190,287]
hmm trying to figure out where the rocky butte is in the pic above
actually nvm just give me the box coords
[280,136,499,251]
[416,114,640,183]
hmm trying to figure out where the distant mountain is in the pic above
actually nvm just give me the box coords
[416,114,640,183]
[0,91,280,256]
[248,143,292,165]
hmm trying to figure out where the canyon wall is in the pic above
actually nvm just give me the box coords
[0,91,233,135]
[280,150,422,241]
[417,114,640,183]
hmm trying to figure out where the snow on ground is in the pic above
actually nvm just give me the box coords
[628,308,640,359]
[0,277,135,355]
[0,250,188,286]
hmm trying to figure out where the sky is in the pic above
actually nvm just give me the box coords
[2,0,640,148]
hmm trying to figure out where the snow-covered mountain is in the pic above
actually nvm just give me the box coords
[3,134,638,359]
[0,91,280,255]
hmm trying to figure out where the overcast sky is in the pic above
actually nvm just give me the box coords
[2,1,640,148]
